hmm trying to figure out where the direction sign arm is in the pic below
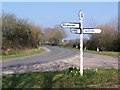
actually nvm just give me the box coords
[83,28,101,34]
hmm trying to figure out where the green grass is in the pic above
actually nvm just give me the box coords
[60,46,119,56]
[2,48,45,60]
[84,50,119,56]
[2,69,119,88]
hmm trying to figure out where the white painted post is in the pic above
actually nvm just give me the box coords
[80,27,83,76]
[79,11,84,76]
[97,47,99,51]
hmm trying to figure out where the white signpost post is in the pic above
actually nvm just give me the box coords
[61,10,101,76]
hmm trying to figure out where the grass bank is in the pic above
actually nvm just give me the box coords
[2,69,119,88]
[2,48,45,60]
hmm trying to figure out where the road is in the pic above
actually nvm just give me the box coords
[2,46,79,68]
[2,45,118,69]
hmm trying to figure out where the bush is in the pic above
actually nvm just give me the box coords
[2,12,43,55]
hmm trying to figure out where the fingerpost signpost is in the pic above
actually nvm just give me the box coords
[61,10,101,76]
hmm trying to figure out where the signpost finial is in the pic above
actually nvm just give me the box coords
[78,10,84,21]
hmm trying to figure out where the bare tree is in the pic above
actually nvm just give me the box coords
[86,23,118,51]
[43,25,67,46]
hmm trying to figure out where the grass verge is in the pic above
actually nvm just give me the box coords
[84,50,119,56]
[2,69,119,88]
[59,46,119,56]
[2,48,45,60]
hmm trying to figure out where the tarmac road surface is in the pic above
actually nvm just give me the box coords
[2,45,79,68]
[2,45,118,69]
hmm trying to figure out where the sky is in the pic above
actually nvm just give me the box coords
[2,2,118,40]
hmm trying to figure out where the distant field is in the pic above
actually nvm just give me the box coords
[1,48,45,60]
[2,69,119,88]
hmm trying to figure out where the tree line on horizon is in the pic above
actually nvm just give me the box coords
[1,12,119,55]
